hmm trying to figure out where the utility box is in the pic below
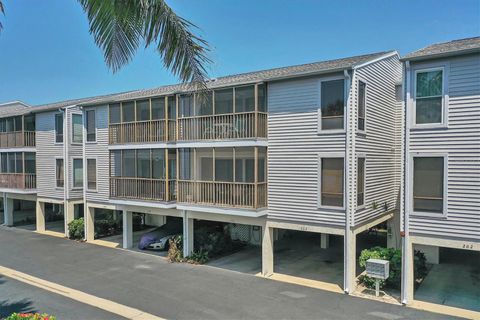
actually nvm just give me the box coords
[366,259,390,280]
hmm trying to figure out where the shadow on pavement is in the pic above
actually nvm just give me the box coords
[0,276,36,317]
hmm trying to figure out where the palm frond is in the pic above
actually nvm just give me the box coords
[79,0,211,88]
[0,0,5,32]
[79,0,143,72]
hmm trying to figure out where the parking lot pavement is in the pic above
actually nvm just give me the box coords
[0,277,124,320]
[0,226,460,320]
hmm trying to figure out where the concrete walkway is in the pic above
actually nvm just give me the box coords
[0,226,458,320]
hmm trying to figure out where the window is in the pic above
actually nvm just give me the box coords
[152,149,165,179]
[24,115,35,131]
[358,81,366,131]
[86,110,96,142]
[87,159,97,190]
[215,148,233,182]
[111,150,122,177]
[320,157,344,207]
[413,157,444,214]
[6,118,14,132]
[72,114,83,143]
[56,159,64,188]
[73,159,83,188]
[122,101,135,122]
[151,98,165,120]
[168,96,176,120]
[415,69,443,124]
[15,152,23,173]
[0,153,6,173]
[320,80,345,130]
[214,88,233,114]
[257,84,267,112]
[14,116,22,131]
[109,103,121,124]
[137,149,151,178]
[179,95,194,117]
[136,100,150,121]
[235,85,255,112]
[55,113,63,143]
[24,153,36,174]
[122,150,136,177]
[195,92,213,116]
[357,158,365,207]
[7,153,15,173]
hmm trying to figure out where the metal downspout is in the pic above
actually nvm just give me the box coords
[343,68,353,293]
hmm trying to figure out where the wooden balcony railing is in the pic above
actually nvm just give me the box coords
[0,131,35,148]
[0,173,36,189]
[109,120,176,144]
[109,177,176,202]
[177,111,267,141]
[177,180,267,209]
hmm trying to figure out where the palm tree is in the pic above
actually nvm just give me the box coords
[0,0,210,87]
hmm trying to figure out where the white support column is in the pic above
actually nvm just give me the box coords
[85,205,95,241]
[122,210,133,249]
[3,194,13,226]
[64,201,75,237]
[182,211,194,257]
[35,200,45,232]
[344,228,357,294]
[404,238,414,304]
[320,233,330,249]
[262,224,274,276]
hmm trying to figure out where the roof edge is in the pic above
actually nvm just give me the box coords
[353,51,399,69]
[400,47,480,62]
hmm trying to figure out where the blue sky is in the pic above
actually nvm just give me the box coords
[0,0,478,105]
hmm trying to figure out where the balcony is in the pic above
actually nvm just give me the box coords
[177,111,267,141]
[177,181,266,209]
[0,131,35,148]
[177,147,267,209]
[108,96,176,145]
[0,173,36,189]
[177,83,267,142]
[109,120,176,144]
[110,177,176,202]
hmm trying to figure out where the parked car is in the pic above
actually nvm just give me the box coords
[138,218,182,251]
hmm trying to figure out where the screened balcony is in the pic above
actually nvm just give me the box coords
[109,149,176,202]
[177,147,267,209]
[177,84,267,141]
[0,115,36,148]
[109,97,176,144]
[0,152,36,189]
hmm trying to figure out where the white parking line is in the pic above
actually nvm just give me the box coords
[0,265,166,320]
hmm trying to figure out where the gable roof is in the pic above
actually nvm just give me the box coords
[402,37,480,61]
[0,101,32,117]
[82,51,394,106]
[0,50,395,116]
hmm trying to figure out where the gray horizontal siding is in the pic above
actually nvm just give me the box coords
[354,55,402,226]
[67,107,84,200]
[267,75,347,227]
[35,110,65,200]
[85,105,110,203]
[408,54,480,241]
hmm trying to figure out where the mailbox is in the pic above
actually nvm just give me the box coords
[365,259,389,280]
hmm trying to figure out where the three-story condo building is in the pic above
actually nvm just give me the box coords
[4,39,476,308]
[76,50,402,294]
[401,37,480,305]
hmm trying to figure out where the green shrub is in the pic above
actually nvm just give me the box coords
[68,218,84,240]
[358,246,427,289]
